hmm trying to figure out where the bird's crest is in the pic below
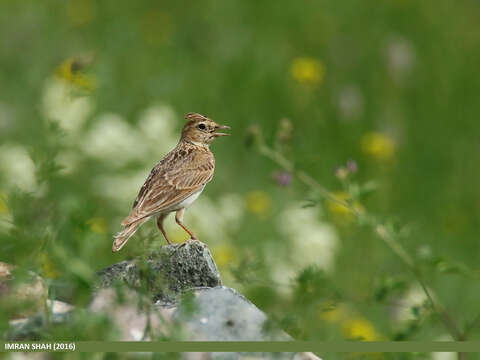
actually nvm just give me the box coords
[185,112,209,122]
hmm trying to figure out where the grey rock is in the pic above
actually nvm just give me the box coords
[293,353,322,360]
[0,264,48,318]
[173,286,294,360]
[174,286,290,341]
[6,300,73,341]
[89,288,175,341]
[96,240,222,305]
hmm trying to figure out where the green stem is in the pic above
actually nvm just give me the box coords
[258,143,355,210]
[256,139,464,342]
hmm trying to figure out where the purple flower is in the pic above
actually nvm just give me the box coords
[272,171,293,187]
[346,159,358,173]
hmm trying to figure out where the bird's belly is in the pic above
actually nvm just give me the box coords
[173,186,205,210]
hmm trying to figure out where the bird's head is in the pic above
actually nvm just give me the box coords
[181,112,230,146]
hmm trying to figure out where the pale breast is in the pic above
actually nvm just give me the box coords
[171,185,205,211]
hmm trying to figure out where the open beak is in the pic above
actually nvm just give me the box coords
[213,124,231,137]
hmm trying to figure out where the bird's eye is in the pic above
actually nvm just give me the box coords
[198,123,206,130]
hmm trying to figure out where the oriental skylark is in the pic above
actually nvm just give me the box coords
[112,112,230,252]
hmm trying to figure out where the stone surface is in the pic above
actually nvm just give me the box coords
[172,286,299,360]
[293,353,322,360]
[6,300,73,340]
[174,286,290,341]
[89,288,175,341]
[0,262,48,318]
[96,240,222,305]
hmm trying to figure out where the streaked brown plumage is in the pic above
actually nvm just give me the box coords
[112,112,230,252]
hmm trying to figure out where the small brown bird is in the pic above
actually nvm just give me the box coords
[112,112,230,252]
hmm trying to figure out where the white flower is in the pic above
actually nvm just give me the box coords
[186,193,244,243]
[81,113,147,166]
[139,104,177,141]
[336,85,364,120]
[272,203,339,287]
[93,170,150,207]
[187,196,224,241]
[216,193,244,231]
[42,79,93,135]
[385,36,416,80]
[0,144,37,191]
[137,104,180,163]
[391,284,429,322]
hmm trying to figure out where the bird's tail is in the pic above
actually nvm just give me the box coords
[112,218,148,252]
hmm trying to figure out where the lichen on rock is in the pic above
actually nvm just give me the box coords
[96,240,222,305]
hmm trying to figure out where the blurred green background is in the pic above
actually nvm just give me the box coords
[1,0,480,354]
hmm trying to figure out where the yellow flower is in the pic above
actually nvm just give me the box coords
[290,57,325,85]
[320,304,383,347]
[342,317,381,341]
[245,191,271,216]
[87,217,108,234]
[56,58,96,91]
[327,191,363,221]
[361,132,396,161]
[0,193,8,214]
[212,245,235,268]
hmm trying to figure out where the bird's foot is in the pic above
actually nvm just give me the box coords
[172,237,199,252]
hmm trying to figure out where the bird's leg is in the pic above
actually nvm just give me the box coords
[175,208,197,240]
[156,214,171,244]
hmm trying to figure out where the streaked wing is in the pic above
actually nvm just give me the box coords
[122,146,214,225]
